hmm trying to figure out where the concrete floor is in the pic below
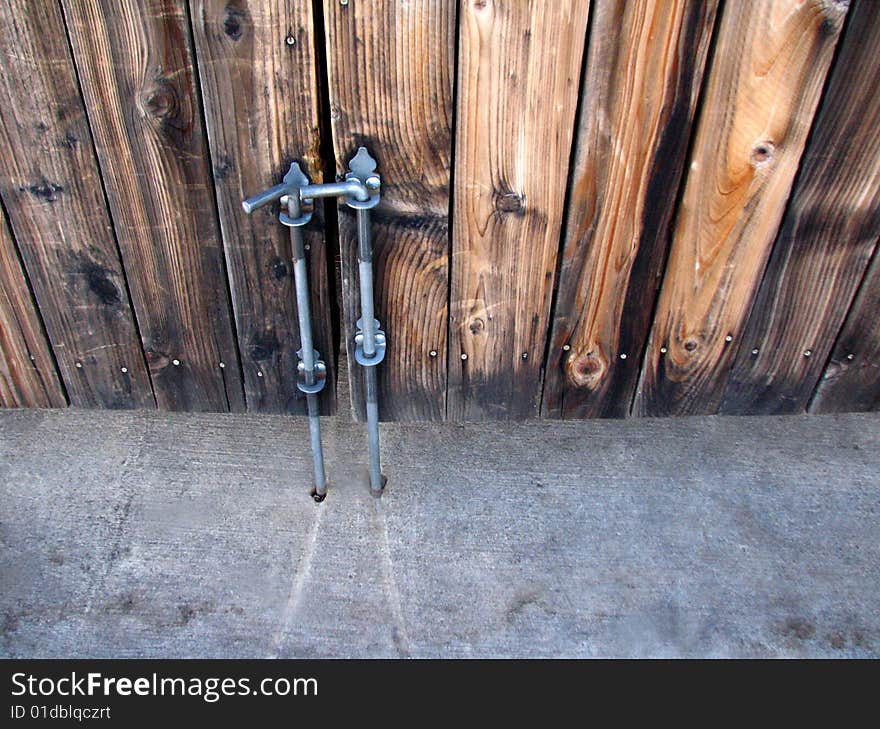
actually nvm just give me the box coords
[0,400,878,658]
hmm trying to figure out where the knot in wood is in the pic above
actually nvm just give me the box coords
[494,188,525,215]
[140,77,182,124]
[567,350,606,390]
[750,141,775,166]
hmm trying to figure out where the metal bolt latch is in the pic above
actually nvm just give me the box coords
[242,162,329,501]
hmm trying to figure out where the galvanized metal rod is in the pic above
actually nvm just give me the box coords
[300,180,368,202]
[357,208,383,494]
[289,194,326,498]
[241,183,289,214]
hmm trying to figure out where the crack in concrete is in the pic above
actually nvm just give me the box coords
[268,503,325,658]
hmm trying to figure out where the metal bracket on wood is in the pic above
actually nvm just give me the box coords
[242,147,386,497]
[242,162,329,502]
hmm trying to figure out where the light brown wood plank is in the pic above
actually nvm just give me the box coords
[634,0,848,417]
[0,215,66,408]
[542,0,719,419]
[448,0,591,421]
[189,0,334,414]
[722,0,880,415]
[62,0,244,412]
[323,0,455,422]
[0,0,154,408]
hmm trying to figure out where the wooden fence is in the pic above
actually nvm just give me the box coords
[0,0,878,421]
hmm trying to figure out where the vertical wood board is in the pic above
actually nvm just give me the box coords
[721,0,880,415]
[448,0,591,420]
[62,0,244,412]
[0,0,154,408]
[0,214,66,408]
[189,0,335,414]
[634,0,848,416]
[542,0,719,419]
[323,0,456,421]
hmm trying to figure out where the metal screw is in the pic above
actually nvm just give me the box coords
[562,344,570,351]
[619,353,627,360]
[75,361,83,369]
[429,350,438,358]
[660,347,667,354]
[257,371,263,377]
[461,353,468,361]
[340,0,348,6]
[29,354,35,361]
[846,353,855,361]
[752,348,759,356]
[521,352,529,360]
[121,367,128,373]
[172,359,181,366]
[803,350,812,358]
[304,244,310,251]
[285,35,296,46]
[725,335,733,343]
[219,362,226,368]
[365,175,381,190]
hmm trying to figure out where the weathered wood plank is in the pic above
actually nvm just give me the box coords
[542,0,719,419]
[448,0,591,421]
[0,0,154,409]
[323,0,455,422]
[188,0,334,414]
[722,0,880,415]
[61,0,244,412]
[810,249,880,413]
[634,0,848,417]
[0,215,66,408]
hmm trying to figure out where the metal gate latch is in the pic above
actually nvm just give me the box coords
[242,161,329,502]
[242,147,386,498]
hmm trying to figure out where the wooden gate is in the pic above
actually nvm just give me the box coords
[1,0,879,420]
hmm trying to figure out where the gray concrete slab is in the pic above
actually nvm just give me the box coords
[1,405,878,658]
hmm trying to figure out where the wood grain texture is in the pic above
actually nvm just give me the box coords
[810,248,880,413]
[0,215,66,408]
[323,0,455,421]
[542,0,719,419]
[634,0,848,417]
[62,0,244,412]
[722,0,880,415]
[189,0,334,414]
[0,0,154,408]
[448,0,591,421]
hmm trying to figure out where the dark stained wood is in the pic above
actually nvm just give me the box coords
[0,214,66,408]
[634,0,848,417]
[323,0,455,421]
[188,0,334,414]
[542,0,719,419]
[0,0,154,409]
[448,0,591,421]
[722,0,880,415]
[61,0,244,412]
[810,248,880,413]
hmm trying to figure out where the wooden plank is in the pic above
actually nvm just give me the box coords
[0,0,154,409]
[722,0,880,415]
[448,0,591,420]
[61,0,244,412]
[810,249,880,413]
[634,0,848,417]
[188,0,334,414]
[323,0,455,422]
[542,0,719,419]
[0,215,66,408]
